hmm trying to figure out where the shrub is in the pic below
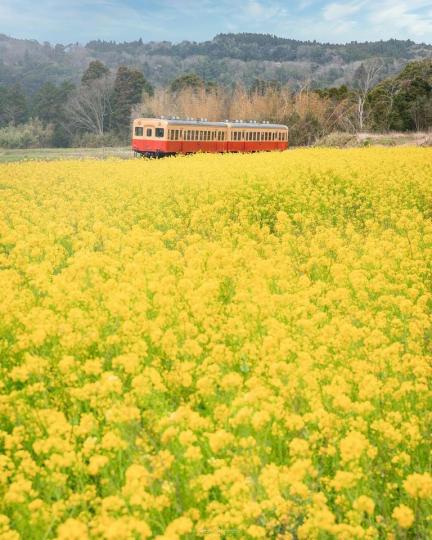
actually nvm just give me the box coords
[314,131,357,147]
[0,119,54,148]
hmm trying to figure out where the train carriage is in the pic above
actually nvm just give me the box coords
[132,117,288,157]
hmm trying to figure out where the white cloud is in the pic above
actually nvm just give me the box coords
[323,1,365,22]
[369,0,432,37]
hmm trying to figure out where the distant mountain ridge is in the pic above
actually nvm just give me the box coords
[1,32,432,94]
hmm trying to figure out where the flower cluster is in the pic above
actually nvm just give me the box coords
[0,148,432,538]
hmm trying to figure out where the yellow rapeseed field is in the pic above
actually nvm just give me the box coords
[0,148,432,539]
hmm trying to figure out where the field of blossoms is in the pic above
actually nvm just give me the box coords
[0,148,431,540]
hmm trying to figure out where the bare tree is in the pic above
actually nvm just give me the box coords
[66,77,113,135]
[353,59,384,131]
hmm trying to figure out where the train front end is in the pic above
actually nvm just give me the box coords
[132,118,169,157]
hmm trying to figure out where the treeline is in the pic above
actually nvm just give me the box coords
[0,58,431,148]
[86,33,429,64]
[2,32,432,94]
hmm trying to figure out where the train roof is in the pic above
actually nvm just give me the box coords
[226,121,287,129]
[165,119,227,127]
[134,117,287,129]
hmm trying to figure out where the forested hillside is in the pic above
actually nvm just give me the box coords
[1,32,431,94]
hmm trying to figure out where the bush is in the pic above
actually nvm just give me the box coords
[71,131,126,147]
[0,119,54,148]
[287,111,322,146]
[314,131,357,148]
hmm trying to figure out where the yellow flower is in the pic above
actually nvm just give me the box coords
[392,504,414,529]
[353,496,375,516]
[404,473,432,498]
[56,518,89,540]
[87,455,109,476]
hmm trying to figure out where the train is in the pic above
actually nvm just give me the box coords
[132,117,289,157]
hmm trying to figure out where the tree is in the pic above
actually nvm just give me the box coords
[0,84,27,127]
[353,59,384,131]
[169,73,205,93]
[82,60,109,85]
[367,58,432,131]
[250,79,281,96]
[367,78,401,131]
[66,77,113,135]
[111,66,153,134]
[32,81,75,146]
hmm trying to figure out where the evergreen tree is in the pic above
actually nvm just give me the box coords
[111,66,153,134]
[169,73,205,93]
[32,81,75,146]
[368,59,432,131]
[0,84,27,127]
[82,60,110,85]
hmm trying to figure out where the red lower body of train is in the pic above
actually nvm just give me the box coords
[132,139,288,157]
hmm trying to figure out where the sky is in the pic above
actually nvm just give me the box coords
[1,0,432,45]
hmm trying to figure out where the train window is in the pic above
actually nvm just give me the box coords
[253,132,257,141]
[155,128,164,138]
[147,128,152,137]
[135,127,143,136]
